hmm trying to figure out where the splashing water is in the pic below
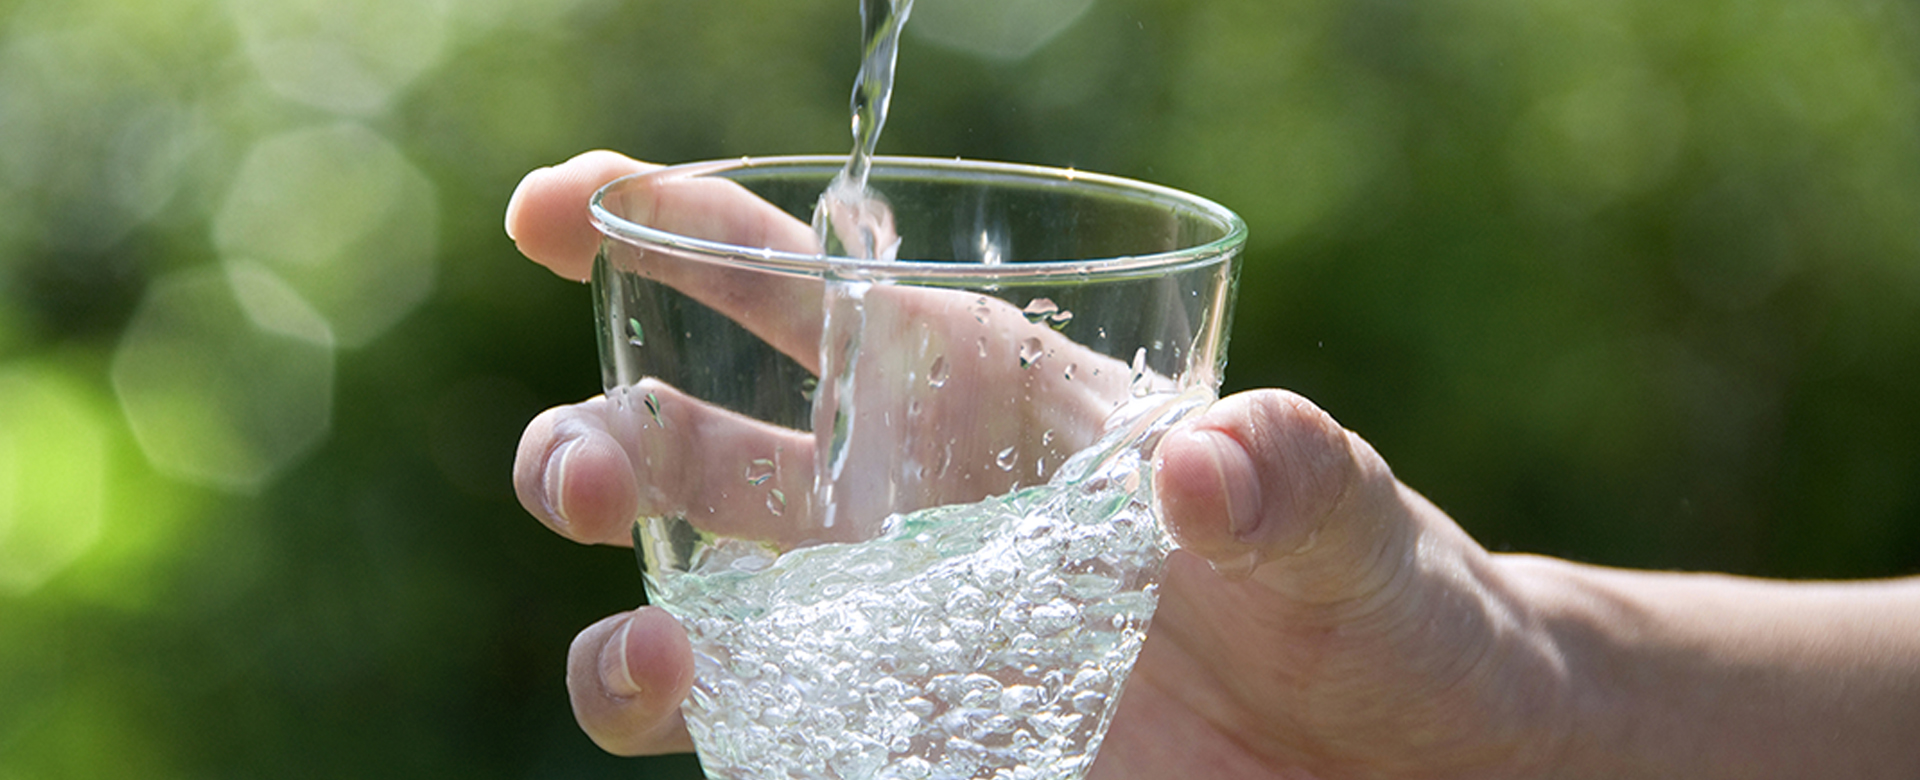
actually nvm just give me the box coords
[813,0,915,260]
[648,391,1211,780]
[810,0,915,532]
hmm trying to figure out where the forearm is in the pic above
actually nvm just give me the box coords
[1506,556,1920,778]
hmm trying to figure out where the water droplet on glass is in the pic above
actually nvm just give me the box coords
[801,376,819,402]
[644,391,664,425]
[767,488,787,516]
[746,458,776,486]
[1021,298,1059,323]
[976,337,989,359]
[907,399,923,418]
[928,356,948,389]
[627,317,645,347]
[1129,347,1151,397]
[972,297,992,324]
[1041,429,1055,447]
[1063,363,1077,381]
[995,446,1017,471]
[1018,337,1044,369]
[1048,310,1074,330]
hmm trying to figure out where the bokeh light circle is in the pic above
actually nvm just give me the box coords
[0,364,110,595]
[213,122,439,348]
[110,266,335,492]
[226,0,451,115]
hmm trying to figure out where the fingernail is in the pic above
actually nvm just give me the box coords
[543,435,581,532]
[1190,428,1259,539]
[1209,549,1262,581]
[601,615,643,698]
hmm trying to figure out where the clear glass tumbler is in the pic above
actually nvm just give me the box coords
[590,156,1245,780]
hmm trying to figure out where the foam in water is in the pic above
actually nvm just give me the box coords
[645,393,1207,780]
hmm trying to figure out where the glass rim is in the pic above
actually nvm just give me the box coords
[589,155,1248,282]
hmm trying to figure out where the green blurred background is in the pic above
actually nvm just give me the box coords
[2,0,1917,775]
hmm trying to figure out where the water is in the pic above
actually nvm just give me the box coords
[808,0,917,535]
[644,394,1206,780]
[812,0,914,260]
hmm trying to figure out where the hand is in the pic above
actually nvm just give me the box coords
[507,151,1575,778]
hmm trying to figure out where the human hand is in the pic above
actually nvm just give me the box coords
[507,151,1575,778]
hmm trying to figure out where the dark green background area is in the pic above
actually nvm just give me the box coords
[2,0,1918,776]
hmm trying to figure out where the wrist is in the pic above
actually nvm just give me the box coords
[1504,563,1920,779]
[1482,553,1626,780]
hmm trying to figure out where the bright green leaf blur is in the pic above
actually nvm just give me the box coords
[1,0,1918,776]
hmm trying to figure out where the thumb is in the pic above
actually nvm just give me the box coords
[1153,389,1416,602]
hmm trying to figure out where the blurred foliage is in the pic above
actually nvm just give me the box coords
[2,0,1918,776]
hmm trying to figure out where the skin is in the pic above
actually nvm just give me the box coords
[508,151,1920,779]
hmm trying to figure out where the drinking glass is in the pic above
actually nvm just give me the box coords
[590,155,1245,780]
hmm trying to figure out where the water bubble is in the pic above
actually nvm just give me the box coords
[1018,337,1045,369]
[972,297,992,324]
[1063,363,1077,381]
[767,488,787,516]
[1049,310,1074,329]
[1067,571,1120,600]
[1070,667,1110,690]
[802,376,819,402]
[996,446,1018,471]
[893,756,933,780]
[644,391,664,425]
[1070,690,1106,714]
[1030,602,1076,636]
[1128,347,1151,397]
[1041,429,1055,447]
[974,713,1018,741]
[627,317,645,347]
[959,674,1004,709]
[1000,685,1043,714]
[975,556,1017,591]
[945,586,988,616]
[977,337,989,359]
[746,458,776,486]
[1032,711,1083,739]
[928,356,949,389]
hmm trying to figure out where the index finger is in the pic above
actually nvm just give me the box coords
[506,150,658,281]
[508,151,828,371]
